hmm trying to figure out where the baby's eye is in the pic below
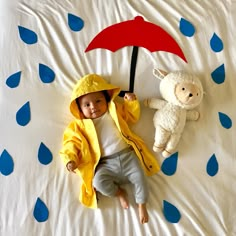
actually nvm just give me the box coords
[85,103,90,107]
[182,88,185,90]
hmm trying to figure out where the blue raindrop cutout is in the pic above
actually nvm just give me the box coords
[39,63,55,83]
[211,64,225,84]
[18,26,38,44]
[206,154,218,177]
[68,13,84,31]
[163,200,181,223]
[16,101,31,126]
[0,150,14,176]
[161,152,178,176]
[210,33,223,52]
[33,198,49,222]
[38,142,53,165]
[6,71,21,88]
[218,112,232,129]
[179,18,195,37]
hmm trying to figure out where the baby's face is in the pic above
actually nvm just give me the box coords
[78,91,108,119]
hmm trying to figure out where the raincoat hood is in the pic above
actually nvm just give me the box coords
[70,74,121,119]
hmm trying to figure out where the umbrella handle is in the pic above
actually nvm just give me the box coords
[119,46,139,97]
[129,46,139,92]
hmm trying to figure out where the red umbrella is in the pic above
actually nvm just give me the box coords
[85,16,187,96]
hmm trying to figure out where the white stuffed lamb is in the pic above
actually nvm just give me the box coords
[144,69,203,157]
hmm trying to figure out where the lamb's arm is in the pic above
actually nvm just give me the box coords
[186,110,200,121]
[144,98,167,110]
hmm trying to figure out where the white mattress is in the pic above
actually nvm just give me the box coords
[1,0,236,235]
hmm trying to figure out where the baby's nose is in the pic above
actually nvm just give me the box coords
[90,103,96,109]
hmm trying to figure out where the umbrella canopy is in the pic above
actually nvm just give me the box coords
[85,16,187,96]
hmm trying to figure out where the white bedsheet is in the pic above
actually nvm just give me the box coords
[1,0,236,235]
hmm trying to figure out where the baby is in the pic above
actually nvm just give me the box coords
[60,74,160,224]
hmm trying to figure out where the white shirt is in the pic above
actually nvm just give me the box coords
[93,111,128,156]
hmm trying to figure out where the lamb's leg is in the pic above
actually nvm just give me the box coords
[153,126,170,153]
[162,133,181,157]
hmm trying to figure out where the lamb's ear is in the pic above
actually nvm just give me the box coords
[153,69,168,80]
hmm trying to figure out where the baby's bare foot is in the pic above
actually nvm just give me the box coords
[116,188,129,209]
[138,203,149,224]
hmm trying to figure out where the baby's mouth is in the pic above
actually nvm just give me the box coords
[92,110,100,115]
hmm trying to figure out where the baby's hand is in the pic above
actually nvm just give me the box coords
[66,161,77,173]
[124,93,137,101]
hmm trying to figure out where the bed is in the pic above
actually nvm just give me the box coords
[1,0,236,235]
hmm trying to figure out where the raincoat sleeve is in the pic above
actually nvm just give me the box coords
[115,99,140,123]
[59,121,82,167]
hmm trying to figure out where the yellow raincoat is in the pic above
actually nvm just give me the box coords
[60,74,160,208]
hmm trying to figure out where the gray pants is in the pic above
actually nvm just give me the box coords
[93,147,148,204]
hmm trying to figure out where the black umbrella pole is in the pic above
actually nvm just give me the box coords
[129,46,139,93]
[119,46,139,97]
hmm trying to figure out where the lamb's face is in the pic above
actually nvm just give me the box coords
[160,71,203,109]
[175,82,202,106]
